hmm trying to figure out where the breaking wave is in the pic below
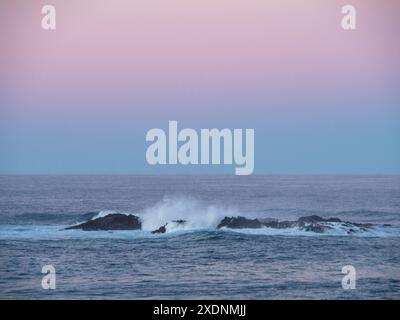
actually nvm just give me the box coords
[89,196,238,232]
[1,196,400,240]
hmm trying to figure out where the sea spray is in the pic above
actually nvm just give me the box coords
[139,196,239,232]
[88,196,241,232]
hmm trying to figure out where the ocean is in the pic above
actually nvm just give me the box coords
[0,175,399,299]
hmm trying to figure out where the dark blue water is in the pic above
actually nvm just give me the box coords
[0,175,399,299]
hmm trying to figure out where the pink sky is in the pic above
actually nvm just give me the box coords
[0,0,398,122]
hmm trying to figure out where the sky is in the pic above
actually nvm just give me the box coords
[0,0,399,174]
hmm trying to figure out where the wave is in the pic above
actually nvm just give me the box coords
[0,223,399,240]
[89,197,237,232]
[2,197,400,240]
[139,196,237,231]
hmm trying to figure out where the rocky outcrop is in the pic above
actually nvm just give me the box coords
[65,213,141,231]
[64,212,377,235]
[216,215,373,234]
[217,216,263,229]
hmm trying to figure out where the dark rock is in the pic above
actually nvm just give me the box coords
[326,217,342,223]
[297,215,325,224]
[262,220,296,229]
[65,213,141,231]
[216,214,375,235]
[152,224,167,234]
[217,216,263,229]
[259,218,278,224]
[151,220,186,233]
[297,215,341,223]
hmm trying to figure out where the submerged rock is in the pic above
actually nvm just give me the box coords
[151,220,186,234]
[65,213,141,231]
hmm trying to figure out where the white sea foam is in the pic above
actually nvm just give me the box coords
[91,210,131,220]
[139,196,238,232]
[222,225,400,237]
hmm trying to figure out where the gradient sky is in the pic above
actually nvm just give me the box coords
[0,0,399,174]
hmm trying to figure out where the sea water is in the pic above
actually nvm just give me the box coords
[0,175,399,299]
